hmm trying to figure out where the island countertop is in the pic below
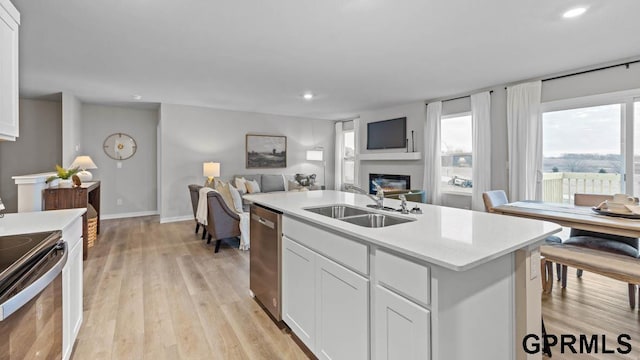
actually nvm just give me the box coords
[244,190,561,271]
[0,209,86,236]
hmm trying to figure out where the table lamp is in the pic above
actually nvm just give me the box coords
[203,162,220,188]
[306,149,325,187]
[71,155,98,182]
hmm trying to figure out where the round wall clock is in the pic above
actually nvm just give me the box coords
[103,133,137,160]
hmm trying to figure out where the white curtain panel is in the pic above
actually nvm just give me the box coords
[334,121,344,191]
[353,118,361,187]
[471,91,492,211]
[507,81,543,201]
[423,101,442,205]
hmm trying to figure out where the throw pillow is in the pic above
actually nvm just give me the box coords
[246,179,261,194]
[215,181,236,211]
[228,185,244,213]
[234,177,248,194]
[262,174,285,192]
[288,180,304,191]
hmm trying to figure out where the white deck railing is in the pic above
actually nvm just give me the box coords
[542,172,622,204]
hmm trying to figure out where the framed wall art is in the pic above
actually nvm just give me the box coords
[246,134,287,169]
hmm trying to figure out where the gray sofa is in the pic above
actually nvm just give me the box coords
[233,174,321,210]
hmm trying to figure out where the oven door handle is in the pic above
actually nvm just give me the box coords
[0,242,68,321]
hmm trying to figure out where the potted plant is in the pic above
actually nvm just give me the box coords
[46,165,80,188]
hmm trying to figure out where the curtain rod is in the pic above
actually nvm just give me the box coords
[503,59,640,90]
[425,90,493,106]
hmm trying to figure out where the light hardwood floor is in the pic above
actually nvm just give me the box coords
[542,269,640,359]
[72,216,640,359]
[71,216,309,360]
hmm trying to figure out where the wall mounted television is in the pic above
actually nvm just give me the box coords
[367,117,407,150]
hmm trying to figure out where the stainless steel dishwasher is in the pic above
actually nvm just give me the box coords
[250,204,282,322]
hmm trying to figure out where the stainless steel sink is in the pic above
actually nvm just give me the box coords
[304,204,415,228]
[305,205,371,218]
[340,213,414,228]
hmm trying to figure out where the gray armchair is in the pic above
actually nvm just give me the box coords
[205,191,241,253]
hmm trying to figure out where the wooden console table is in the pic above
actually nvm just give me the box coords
[43,181,101,260]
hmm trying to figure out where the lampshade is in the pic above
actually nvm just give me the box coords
[306,150,323,161]
[71,156,97,170]
[203,162,221,178]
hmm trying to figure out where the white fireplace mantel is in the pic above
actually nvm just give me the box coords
[358,152,422,161]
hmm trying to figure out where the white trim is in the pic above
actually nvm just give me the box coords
[541,88,640,112]
[159,215,192,224]
[102,211,159,220]
[441,111,471,119]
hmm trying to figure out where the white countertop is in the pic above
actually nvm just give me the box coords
[0,209,86,236]
[11,172,56,184]
[244,190,561,271]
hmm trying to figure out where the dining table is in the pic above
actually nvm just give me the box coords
[493,201,640,238]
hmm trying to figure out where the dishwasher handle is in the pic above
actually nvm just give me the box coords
[0,242,68,321]
[251,214,275,229]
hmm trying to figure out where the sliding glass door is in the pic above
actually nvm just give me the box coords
[542,92,639,203]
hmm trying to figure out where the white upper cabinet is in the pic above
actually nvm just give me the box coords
[0,0,19,141]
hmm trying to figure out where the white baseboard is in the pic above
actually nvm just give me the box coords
[101,211,159,220]
[159,215,193,224]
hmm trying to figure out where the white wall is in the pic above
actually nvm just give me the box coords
[0,99,62,212]
[159,103,334,222]
[61,92,82,167]
[357,101,426,191]
[81,104,159,217]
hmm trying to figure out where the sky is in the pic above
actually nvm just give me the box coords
[543,104,622,158]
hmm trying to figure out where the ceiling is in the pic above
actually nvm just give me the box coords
[12,0,640,120]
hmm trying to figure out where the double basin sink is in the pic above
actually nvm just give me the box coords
[304,204,415,228]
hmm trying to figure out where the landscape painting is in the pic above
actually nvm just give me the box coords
[246,134,287,168]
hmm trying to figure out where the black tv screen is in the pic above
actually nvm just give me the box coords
[367,117,407,150]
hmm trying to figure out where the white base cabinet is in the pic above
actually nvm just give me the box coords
[283,235,369,360]
[62,217,83,360]
[316,255,368,360]
[374,285,430,360]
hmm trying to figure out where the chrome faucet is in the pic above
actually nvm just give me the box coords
[398,194,409,214]
[346,182,385,209]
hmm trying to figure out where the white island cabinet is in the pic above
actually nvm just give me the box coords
[283,227,369,360]
[245,190,561,360]
[0,0,19,141]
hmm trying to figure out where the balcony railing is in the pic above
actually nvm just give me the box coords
[542,172,622,204]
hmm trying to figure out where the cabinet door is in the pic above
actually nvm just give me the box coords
[282,236,316,352]
[0,2,19,139]
[315,255,369,360]
[62,221,83,360]
[374,286,430,360]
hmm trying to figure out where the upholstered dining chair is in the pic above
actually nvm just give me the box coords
[482,190,563,292]
[563,193,639,308]
[205,191,241,253]
[188,184,207,239]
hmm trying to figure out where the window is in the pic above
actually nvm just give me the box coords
[633,100,640,198]
[441,113,473,194]
[342,130,355,185]
[542,103,624,203]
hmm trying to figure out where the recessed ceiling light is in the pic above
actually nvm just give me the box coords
[563,7,587,18]
[132,94,142,100]
[303,92,314,101]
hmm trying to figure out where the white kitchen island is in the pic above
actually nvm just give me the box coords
[244,190,561,360]
[0,209,86,360]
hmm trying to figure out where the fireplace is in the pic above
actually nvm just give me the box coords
[369,174,411,194]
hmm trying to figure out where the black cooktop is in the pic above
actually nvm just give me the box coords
[0,231,62,285]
